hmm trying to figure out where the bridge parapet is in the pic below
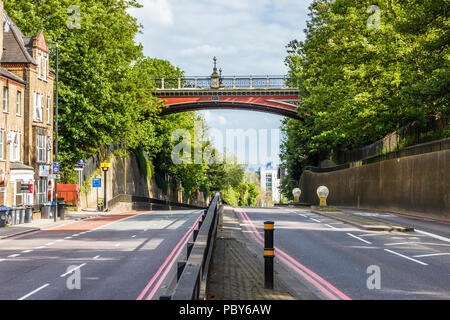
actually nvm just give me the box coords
[154,76,290,90]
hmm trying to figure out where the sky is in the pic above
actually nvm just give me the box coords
[128,0,313,168]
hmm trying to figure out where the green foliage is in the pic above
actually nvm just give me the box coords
[281,0,449,199]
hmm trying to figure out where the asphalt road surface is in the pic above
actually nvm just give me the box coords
[0,209,203,300]
[235,206,450,300]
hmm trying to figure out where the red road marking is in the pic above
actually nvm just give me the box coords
[237,208,351,300]
[136,213,203,300]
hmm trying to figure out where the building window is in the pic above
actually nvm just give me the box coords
[37,53,42,79]
[14,181,24,206]
[265,173,272,189]
[36,179,47,204]
[16,91,21,115]
[3,87,8,112]
[44,56,48,81]
[37,134,47,163]
[47,96,51,124]
[0,130,4,160]
[33,92,43,121]
[10,132,20,162]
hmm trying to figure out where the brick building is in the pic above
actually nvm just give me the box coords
[0,0,54,208]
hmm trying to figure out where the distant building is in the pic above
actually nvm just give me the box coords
[258,163,281,205]
[0,0,55,207]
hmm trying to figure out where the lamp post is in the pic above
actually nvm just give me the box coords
[316,186,329,207]
[53,38,64,222]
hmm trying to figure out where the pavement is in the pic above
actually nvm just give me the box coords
[0,208,112,240]
[206,206,317,300]
[234,206,450,300]
[0,208,204,300]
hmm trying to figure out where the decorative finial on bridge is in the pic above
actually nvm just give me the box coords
[213,56,218,74]
[211,56,220,89]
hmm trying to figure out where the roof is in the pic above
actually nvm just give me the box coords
[9,162,34,171]
[0,67,26,84]
[1,12,37,65]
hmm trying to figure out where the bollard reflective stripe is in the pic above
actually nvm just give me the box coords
[264,221,275,289]
[264,222,274,230]
[264,249,274,256]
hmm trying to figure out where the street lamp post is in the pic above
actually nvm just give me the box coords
[54,38,65,222]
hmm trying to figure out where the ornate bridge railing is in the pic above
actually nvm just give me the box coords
[154,76,290,90]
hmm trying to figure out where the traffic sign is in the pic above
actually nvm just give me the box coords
[100,162,111,169]
[74,164,84,171]
[53,162,60,174]
[92,178,101,188]
[78,159,86,167]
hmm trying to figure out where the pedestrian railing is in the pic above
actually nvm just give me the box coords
[160,192,222,300]
[154,76,290,90]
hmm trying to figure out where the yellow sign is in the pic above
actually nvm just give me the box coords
[100,162,111,168]
[320,197,327,206]
[294,195,299,202]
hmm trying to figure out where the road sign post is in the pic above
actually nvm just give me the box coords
[92,178,102,211]
[100,163,111,212]
[53,162,61,221]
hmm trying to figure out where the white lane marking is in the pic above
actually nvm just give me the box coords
[325,224,339,230]
[298,214,308,218]
[310,218,322,223]
[132,235,136,238]
[328,222,344,225]
[385,242,450,247]
[8,254,20,258]
[358,233,390,237]
[0,259,6,262]
[72,234,80,237]
[93,255,100,259]
[34,246,45,249]
[21,250,33,253]
[346,233,372,245]
[115,243,121,247]
[18,283,50,300]
[45,242,54,246]
[60,263,87,277]
[64,237,72,239]
[56,239,64,242]
[413,253,450,258]
[384,249,428,266]
[415,229,450,243]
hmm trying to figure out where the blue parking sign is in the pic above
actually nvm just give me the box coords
[53,162,60,174]
[92,178,101,188]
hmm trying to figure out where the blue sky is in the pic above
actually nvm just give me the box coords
[129,0,313,167]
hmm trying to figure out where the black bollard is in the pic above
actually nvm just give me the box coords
[264,221,274,289]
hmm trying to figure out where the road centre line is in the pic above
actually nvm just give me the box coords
[346,233,372,245]
[8,254,20,258]
[384,249,428,266]
[310,218,322,223]
[325,224,340,230]
[60,263,87,277]
[298,214,308,218]
[18,283,50,300]
[413,253,450,258]
[415,229,450,243]
[385,242,450,247]
[21,250,33,253]
[45,242,54,246]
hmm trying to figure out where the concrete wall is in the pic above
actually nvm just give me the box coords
[299,149,450,217]
[80,152,207,210]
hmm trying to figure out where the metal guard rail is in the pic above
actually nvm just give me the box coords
[163,192,222,300]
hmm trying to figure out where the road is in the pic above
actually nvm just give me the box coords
[0,209,203,300]
[235,206,450,300]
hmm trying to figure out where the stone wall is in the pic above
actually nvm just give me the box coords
[80,152,207,210]
[299,149,449,217]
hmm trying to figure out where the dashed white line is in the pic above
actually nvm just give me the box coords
[325,224,339,230]
[56,239,64,242]
[0,259,6,262]
[21,250,33,253]
[385,242,450,247]
[115,243,121,247]
[45,242,54,246]
[346,233,372,245]
[132,235,136,238]
[413,253,450,258]
[384,249,428,266]
[310,218,322,223]
[8,254,20,258]
[60,263,87,277]
[18,283,50,300]
[64,237,72,240]
[298,214,308,218]
[415,229,450,243]
[93,255,100,259]
[34,246,45,249]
